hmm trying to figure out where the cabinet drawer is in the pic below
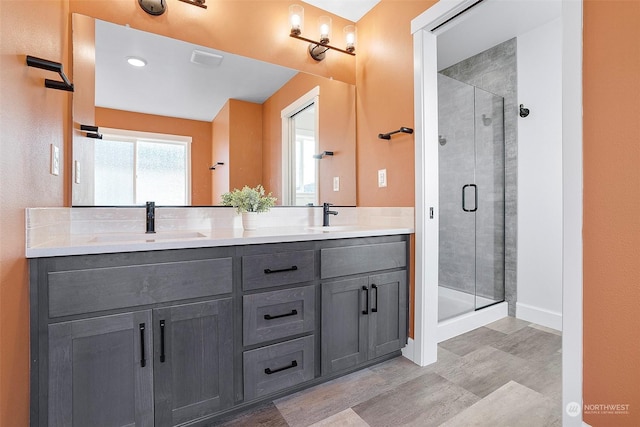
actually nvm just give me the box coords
[320,242,406,279]
[48,258,232,317]
[243,336,314,401]
[242,250,315,290]
[243,285,315,346]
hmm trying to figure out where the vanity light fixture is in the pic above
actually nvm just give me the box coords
[289,4,356,61]
[126,56,147,67]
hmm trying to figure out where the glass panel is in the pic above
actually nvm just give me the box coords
[437,74,477,321]
[94,139,135,205]
[474,87,505,310]
[136,141,187,205]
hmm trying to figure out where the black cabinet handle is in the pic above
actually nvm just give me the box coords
[372,284,378,313]
[362,285,369,315]
[264,360,298,375]
[462,184,478,212]
[264,265,298,274]
[139,323,146,368]
[159,320,166,363]
[264,309,298,320]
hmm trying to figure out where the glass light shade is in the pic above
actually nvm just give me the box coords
[318,16,331,44]
[344,25,356,53]
[289,4,304,36]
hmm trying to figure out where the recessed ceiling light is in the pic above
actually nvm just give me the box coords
[126,56,147,67]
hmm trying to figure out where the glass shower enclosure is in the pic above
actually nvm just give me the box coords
[437,74,505,322]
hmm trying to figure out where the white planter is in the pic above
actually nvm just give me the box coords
[242,212,258,230]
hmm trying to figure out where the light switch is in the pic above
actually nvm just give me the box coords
[50,144,60,176]
[333,176,340,191]
[378,169,387,188]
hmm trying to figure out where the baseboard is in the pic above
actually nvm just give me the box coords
[437,302,508,342]
[401,337,415,362]
[516,302,562,331]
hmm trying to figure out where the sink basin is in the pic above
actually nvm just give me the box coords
[90,231,207,243]
[307,226,361,233]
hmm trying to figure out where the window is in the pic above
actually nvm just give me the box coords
[95,128,191,205]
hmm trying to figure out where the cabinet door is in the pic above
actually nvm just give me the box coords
[321,277,368,375]
[368,271,407,359]
[153,299,233,426]
[48,311,154,427]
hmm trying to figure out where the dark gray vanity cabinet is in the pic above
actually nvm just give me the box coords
[320,241,408,376]
[48,311,155,427]
[30,248,235,427]
[31,235,409,426]
[240,245,317,402]
[153,299,233,426]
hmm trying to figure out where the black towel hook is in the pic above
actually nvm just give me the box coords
[519,104,530,118]
[26,55,74,92]
[378,127,414,140]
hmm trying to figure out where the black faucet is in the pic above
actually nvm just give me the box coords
[146,201,155,234]
[323,202,338,226]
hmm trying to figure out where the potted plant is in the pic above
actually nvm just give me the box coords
[221,185,277,230]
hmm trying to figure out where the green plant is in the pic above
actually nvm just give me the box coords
[221,185,277,214]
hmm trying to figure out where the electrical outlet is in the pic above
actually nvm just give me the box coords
[378,169,387,188]
[74,160,81,184]
[50,144,60,176]
[333,176,340,191]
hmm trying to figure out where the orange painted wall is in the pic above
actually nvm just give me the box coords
[95,107,213,205]
[262,72,357,205]
[355,0,436,208]
[211,99,263,204]
[68,0,355,85]
[211,101,231,204]
[228,100,263,194]
[0,1,70,426]
[583,1,640,425]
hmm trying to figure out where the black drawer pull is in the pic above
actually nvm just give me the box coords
[264,309,298,320]
[264,360,298,375]
[139,323,146,368]
[159,320,166,363]
[264,265,298,274]
[362,285,369,315]
[372,284,378,313]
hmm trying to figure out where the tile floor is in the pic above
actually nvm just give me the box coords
[216,317,562,426]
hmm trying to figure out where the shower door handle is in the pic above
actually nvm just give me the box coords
[462,184,478,212]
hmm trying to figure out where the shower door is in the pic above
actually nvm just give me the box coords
[438,74,505,319]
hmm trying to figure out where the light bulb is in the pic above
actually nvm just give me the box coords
[289,4,304,36]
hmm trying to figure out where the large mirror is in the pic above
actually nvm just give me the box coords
[71,14,356,207]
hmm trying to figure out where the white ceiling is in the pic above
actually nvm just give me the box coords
[95,20,297,122]
[301,0,380,22]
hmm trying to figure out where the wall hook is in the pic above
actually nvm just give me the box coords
[519,104,530,118]
[378,127,413,140]
[26,56,74,92]
[209,162,224,170]
[312,151,334,159]
[80,124,102,139]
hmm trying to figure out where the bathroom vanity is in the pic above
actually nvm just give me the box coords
[27,211,411,427]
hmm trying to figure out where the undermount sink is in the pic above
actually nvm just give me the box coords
[90,231,207,243]
[307,225,361,232]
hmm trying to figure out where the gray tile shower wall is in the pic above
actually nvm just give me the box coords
[440,38,518,316]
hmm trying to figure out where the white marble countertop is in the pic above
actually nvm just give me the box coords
[25,225,413,258]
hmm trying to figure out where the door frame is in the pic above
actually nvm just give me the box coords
[409,1,583,425]
[281,86,320,205]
